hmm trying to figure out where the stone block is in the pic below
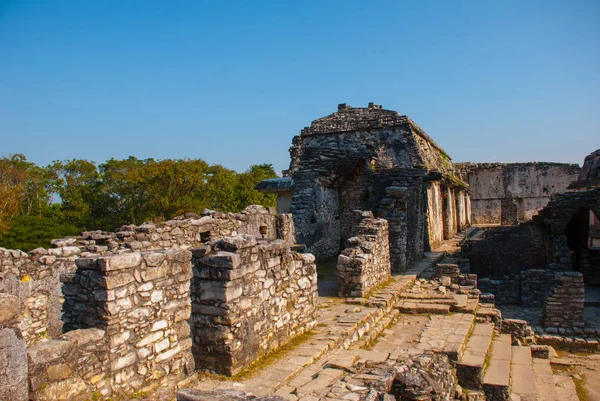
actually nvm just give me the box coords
[103,272,135,289]
[27,340,73,367]
[98,252,142,272]
[0,293,21,323]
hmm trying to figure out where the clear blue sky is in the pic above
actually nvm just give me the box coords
[1,1,598,174]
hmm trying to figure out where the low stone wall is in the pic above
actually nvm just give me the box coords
[477,276,520,304]
[520,269,557,307]
[69,206,284,254]
[0,247,81,343]
[337,215,391,297]
[190,235,318,375]
[543,271,585,332]
[57,249,194,398]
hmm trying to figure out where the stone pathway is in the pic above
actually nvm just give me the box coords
[415,313,474,361]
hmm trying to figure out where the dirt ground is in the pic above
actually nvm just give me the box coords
[554,351,600,401]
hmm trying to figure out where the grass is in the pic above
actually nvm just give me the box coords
[231,329,315,380]
[196,330,317,382]
[551,364,590,401]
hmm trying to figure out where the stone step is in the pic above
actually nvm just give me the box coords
[532,357,558,401]
[399,292,456,301]
[452,297,478,313]
[511,346,537,401]
[457,323,495,389]
[482,334,512,401]
[416,313,475,361]
[396,301,450,314]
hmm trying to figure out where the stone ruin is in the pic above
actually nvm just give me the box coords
[0,206,317,400]
[467,149,600,334]
[457,162,580,225]
[1,103,598,400]
[259,103,471,271]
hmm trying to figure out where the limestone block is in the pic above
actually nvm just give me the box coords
[0,293,21,322]
[98,252,142,272]
[27,340,73,367]
[46,363,72,381]
[36,376,88,401]
[60,328,105,346]
[199,252,241,269]
[103,272,135,289]
[110,352,137,370]
[142,252,167,267]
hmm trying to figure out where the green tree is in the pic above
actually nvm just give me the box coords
[49,159,100,228]
[235,163,277,210]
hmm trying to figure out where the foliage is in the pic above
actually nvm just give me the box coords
[0,214,80,251]
[0,154,279,249]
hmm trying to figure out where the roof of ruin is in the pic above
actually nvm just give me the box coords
[300,103,448,156]
[254,177,293,193]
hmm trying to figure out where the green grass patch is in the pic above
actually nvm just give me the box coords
[231,330,316,380]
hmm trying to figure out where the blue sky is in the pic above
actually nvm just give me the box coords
[1,1,598,174]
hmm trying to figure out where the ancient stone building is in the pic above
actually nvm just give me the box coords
[457,162,580,225]
[260,103,470,271]
[467,149,600,332]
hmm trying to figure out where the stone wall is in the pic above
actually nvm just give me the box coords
[543,272,585,332]
[477,276,520,304]
[337,214,391,297]
[57,249,194,398]
[190,235,318,375]
[464,223,547,279]
[520,269,557,307]
[457,162,580,224]
[0,247,81,344]
[0,206,290,347]
[288,105,468,264]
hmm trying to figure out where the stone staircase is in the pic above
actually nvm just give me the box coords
[182,249,584,401]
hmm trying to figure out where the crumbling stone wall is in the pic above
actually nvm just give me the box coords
[190,235,318,375]
[464,223,547,279]
[71,206,283,254]
[288,104,469,265]
[337,214,391,297]
[0,246,81,343]
[57,249,194,398]
[458,162,580,224]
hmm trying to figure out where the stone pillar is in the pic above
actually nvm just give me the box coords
[543,272,585,333]
[190,235,318,375]
[61,249,194,396]
[337,215,391,297]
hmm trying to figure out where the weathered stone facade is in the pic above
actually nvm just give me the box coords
[0,204,318,399]
[56,249,194,398]
[457,162,580,225]
[280,103,470,270]
[337,213,391,297]
[190,235,318,375]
